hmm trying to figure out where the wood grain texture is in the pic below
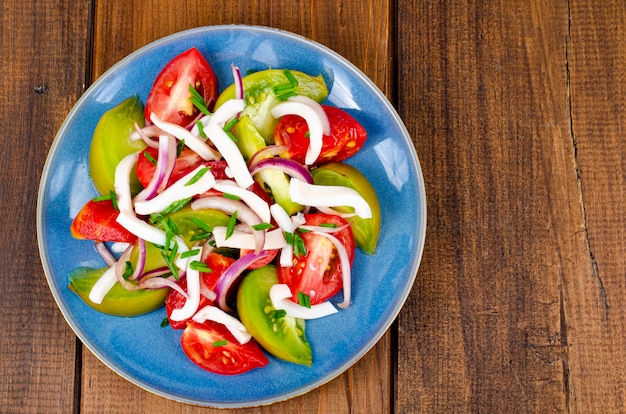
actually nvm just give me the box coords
[0,0,91,412]
[79,1,394,413]
[397,1,589,412]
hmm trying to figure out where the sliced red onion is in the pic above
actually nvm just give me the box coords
[192,305,251,344]
[289,178,372,219]
[114,152,140,214]
[191,196,265,253]
[249,157,313,184]
[93,241,116,267]
[130,123,162,148]
[137,276,186,296]
[212,227,287,250]
[314,231,352,308]
[204,122,254,189]
[150,113,221,161]
[270,96,330,165]
[129,238,147,281]
[134,164,216,215]
[214,250,272,313]
[231,64,244,101]
[213,179,271,223]
[114,244,140,291]
[269,284,338,319]
[169,247,203,322]
[88,265,118,304]
[134,135,177,203]
[247,145,288,167]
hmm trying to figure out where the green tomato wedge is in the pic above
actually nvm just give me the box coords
[89,95,146,195]
[311,162,381,254]
[68,267,169,317]
[237,265,312,366]
[215,69,328,141]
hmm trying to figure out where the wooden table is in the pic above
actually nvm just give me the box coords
[3,0,626,412]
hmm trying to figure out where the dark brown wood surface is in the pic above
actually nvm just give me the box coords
[2,0,626,412]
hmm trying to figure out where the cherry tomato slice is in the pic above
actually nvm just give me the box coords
[278,213,355,305]
[70,199,137,243]
[274,105,367,166]
[181,320,269,375]
[145,47,218,127]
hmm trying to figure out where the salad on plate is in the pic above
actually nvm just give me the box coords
[68,46,381,376]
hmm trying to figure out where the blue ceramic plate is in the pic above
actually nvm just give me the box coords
[37,25,426,408]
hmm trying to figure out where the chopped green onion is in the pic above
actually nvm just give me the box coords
[177,139,185,157]
[298,291,311,308]
[190,232,212,242]
[224,117,239,131]
[91,194,111,202]
[285,231,307,257]
[272,309,287,319]
[190,260,212,272]
[109,190,119,211]
[196,120,207,139]
[122,261,133,279]
[189,85,211,115]
[222,192,240,201]
[190,217,213,232]
[185,167,210,186]
[225,211,238,239]
[160,248,179,280]
[160,197,192,215]
[143,150,157,166]
[319,223,338,228]
[180,249,201,259]
[283,68,299,87]
[252,222,274,231]
[212,340,228,347]
[160,318,169,327]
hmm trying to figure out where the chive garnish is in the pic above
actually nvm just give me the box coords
[285,231,307,257]
[319,223,338,228]
[225,211,238,239]
[189,85,211,115]
[190,232,212,242]
[122,261,134,279]
[298,291,311,308]
[196,120,207,139]
[212,340,228,347]
[190,260,212,272]
[185,167,210,186]
[283,68,299,87]
[180,249,201,259]
[189,217,212,232]
[160,318,169,328]
[160,197,192,215]
[224,118,239,131]
[272,309,287,319]
[177,139,185,157]
[143,150,157,166]
[109,190,118,211]
[222,192,240,201]
[91,194,111,202]
[252,222,274,231]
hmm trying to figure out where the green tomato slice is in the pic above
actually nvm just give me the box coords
[89,95,146,195]
[237,265,312,366]
[68,267,169,316]
[311,162,381,254]
[215,69,328,141]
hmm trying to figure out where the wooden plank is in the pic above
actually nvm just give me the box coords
[82,1,393,412]
[0,0,91,412]
[396,1,589,412]
[565,0,626,411]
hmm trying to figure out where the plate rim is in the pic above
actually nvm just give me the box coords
[37,24,427,408]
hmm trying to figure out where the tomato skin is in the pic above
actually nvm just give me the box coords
[145,48,218,127]
[181,320,269,375]
[278,213,355,305]
[165,252,235,329]
[71,199,137,243]
[89,95,146,195]
[69,267,169,317]
[311,162,381,254]
[274,105,367,166]
[237,265,312,366]
[136,147,229,190]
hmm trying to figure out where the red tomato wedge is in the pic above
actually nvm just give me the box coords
[165,252,235,330]
[278,213,355,305]
[274,105,367,165]
[144,47,218,127]
[181,320,269,375]
[70,199,137,243]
